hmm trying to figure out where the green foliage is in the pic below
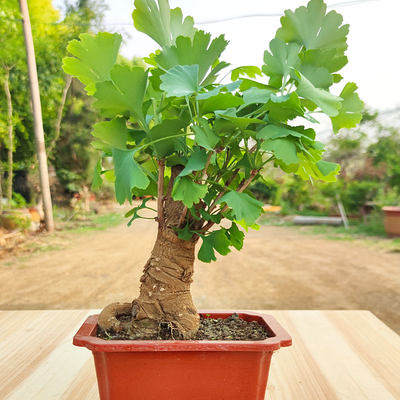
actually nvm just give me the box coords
[63,33,122,95]
[62,0,362,262]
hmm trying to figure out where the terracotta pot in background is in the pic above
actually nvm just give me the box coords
[73,311,292,400]
[382,206,400,237]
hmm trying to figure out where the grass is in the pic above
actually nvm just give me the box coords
[259,212,400,252]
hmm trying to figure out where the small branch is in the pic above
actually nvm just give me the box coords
[202,169,259,233]
[208,169,239,213]
[202,152,213,182]
[48,74,72,156]
[157,160,165,227]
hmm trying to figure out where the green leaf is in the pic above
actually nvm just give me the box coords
[93,65,148,123]
[132,0,196,48]
[299,64,332,89]
[155,31,228,83]
[262,38,301,87]
[301,48,347,74]
[92,159,103,190]
[276,0,349,53]
[295,72,342,116]
[92,117,128,149]
[148,119,186,158]
[331,82,363,133]
[316,160,341,180]
[218,191,263,226]
[193,119,220,150]
[160,64,199,97]
[227,222,244,251]
[197,81,241,100]
[177,223,195,240]
[231,66,262,81]
[261,138,298,165]
[198,229,231,263]
[257,124,311,141]
[62,33,122,95]
[172,177,208,207]
[217,114,266,131]
[199,93,244,114]
[242,87,272,105]
[112,149,150,204]
[179,147,208,177]
[202,61,230,86]
[125,198,156,226]
[266,92,304,121]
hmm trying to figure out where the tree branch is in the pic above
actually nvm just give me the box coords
[157,160,165,227]
[201,169,259,233]
[48,74,72,156]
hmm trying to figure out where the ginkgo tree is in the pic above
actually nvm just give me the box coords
[63,0,363,339]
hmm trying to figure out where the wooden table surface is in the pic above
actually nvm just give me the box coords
[0,310,399,399]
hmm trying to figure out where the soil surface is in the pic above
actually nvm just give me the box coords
[0,205,399,333]
[98,313,269,341]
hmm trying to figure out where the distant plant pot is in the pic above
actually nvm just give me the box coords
[73,311,292,400]
[0,210,31,231]
[382,206,400,237]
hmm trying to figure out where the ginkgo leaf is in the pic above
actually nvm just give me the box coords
[198,229,231,263]
[155,30,228,82]
[132,0,196,48]
[199,93,244,114]
[112,149,150,204]
[231,66,262,81]
[261,138,299,166]
[266,92,304,121]
[160,64,199,97]
[148,119,186,158]
[92,159,103,190]
[295,72,342,116]
[172,177,208,207]
[276,0,349,53]
[242,87,272,105]
[218,191,263,226]
[331,82,363,133]
[92,117,128,149]
[263,38,301,88]
[179,147,208,177]
[63,32,122,95]
[197,81,241,100]
[257,124,311,141]
[93,65,148,123]
[192,119,220,150]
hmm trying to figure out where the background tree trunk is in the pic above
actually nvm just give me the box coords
[3,68,13,207]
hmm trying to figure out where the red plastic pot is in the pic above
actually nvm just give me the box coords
[73,311,292,400]
[383,206,400,237]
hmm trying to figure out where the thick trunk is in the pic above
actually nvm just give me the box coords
[98,166,200,339]
[98,227,199,339]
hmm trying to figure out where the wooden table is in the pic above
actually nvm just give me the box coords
[0,310,399,399]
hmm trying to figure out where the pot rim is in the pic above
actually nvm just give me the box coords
[73,310,292,352]
[382,206,400,212]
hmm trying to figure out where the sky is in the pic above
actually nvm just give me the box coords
[53,0,400,113]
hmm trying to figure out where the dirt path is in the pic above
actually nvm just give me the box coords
[1,217,399,332]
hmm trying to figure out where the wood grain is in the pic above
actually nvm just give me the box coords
[1,310,399,399]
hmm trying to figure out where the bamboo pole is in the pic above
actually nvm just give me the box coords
[19,0,54,232]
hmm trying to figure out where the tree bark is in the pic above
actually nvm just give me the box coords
[98,166,200,339]
[3,68,13,206]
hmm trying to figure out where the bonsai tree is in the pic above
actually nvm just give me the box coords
[62,0,362,339]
